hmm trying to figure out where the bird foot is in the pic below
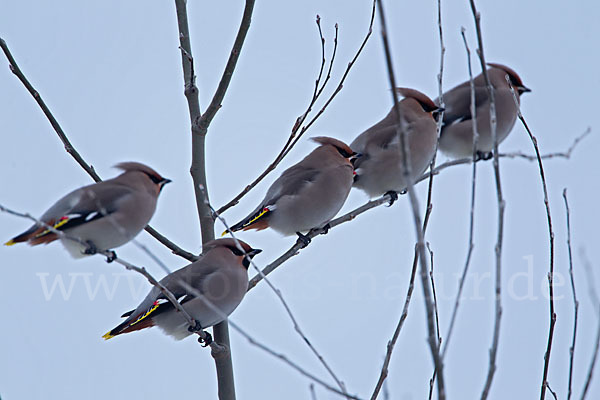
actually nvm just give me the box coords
[188,320,203,333]
[188,321,213,347]
[319,223,331,235]
[296,232,311,249]
[384,191,399,206]
[105,251,117,263]
[475,151,493,161]
[83,241,98,255]
[197,331,213,347]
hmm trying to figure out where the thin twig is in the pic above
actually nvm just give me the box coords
[505,74,556,400]
[196,1,256,133]
[441,27,479,359]
[371,1,445,399]
[216,0,376,215]
[370,244,420,400]
[247,192,393,290]
[500,128,590,161]
[580,249,600,400]
[0,37,198,263]
[426,2,446,395]
[563,189,579,400]
[169,270,363,400]
[316,23,339,100]
[204,188,349,397]
[546,383,558,400]
[468,3,505,399]
[312,15,327,102]
[310,384,318,400]
[427,243,442,400]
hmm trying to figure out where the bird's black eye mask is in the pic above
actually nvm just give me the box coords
[226,245,247,257]
[145,173,163,184]
[334,146,357,158]
[144,173,171,190]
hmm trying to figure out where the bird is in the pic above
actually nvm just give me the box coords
[224,136,357,244]
[102,238,261,342]
[438,63,531,160]
[350,87,442,202]
[4,162,170,260]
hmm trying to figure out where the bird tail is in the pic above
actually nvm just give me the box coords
[5,222,58,246]
[102,301,161,340]
[221,205,275,236]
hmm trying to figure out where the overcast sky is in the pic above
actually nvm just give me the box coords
[1,1,599,399]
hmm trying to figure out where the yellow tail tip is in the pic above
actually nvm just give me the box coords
[102,331,115,340]
[4,240,16,246]
[221,230,228,237]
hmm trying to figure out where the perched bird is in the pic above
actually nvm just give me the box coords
[225,136,357,242]
[438,63,531,159]
[103,238,261,341]
[350,88,442,200]
[4,162,170,260]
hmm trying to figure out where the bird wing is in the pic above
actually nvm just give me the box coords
[7,183,135,245]
[103,261,221,339]
[227,166,320,232]
[440,85,488,128]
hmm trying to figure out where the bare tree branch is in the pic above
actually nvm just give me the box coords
[467,2,505,398]
[441,27,479,359]
[0,37,198,263]
[546,383,558,400]
[580,249,600,400]
[216,0,376,215]
[427,243,442,400]
[500,128,590,161]
[173,1,256,399]
[310,383,318,400]
[372,1,445,399]
[505,75,557,400]
[563,189,579,400]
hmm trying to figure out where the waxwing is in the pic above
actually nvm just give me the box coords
[225,137,356,238]
[438,63,531,159]
[5,162,170,259]
[103,238,261,340]
[350,88,441,199]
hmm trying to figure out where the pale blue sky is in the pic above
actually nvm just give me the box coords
[1,1,599,399]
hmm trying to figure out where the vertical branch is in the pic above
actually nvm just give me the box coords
[580,250,600,400]
[467,2,504,399]
[505,76,556,400]
[563,189,578,400]
[374,1,445,399]
[427,243,442,400]
[442,27,479,358]
[173,1,255,399]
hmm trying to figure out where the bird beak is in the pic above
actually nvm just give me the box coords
[432,107,445,122]
[158,178,171,192]
[248,248,262,258]
[350,153,362,167]
[519,86,532,94]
